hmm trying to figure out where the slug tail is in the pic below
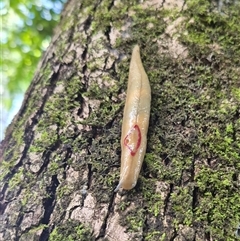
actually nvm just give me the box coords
[114,181,122,192]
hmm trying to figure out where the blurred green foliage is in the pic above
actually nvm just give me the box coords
[1,0,66,109]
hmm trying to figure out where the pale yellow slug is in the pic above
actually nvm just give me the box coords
[115,45,151,191]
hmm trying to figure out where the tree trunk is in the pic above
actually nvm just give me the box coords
[1,0,240,240]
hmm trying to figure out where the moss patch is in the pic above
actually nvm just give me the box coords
[49,221,93,241]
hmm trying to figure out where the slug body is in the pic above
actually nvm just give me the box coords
[115,45,151,191]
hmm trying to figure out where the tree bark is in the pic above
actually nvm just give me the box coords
[1,0,240,240]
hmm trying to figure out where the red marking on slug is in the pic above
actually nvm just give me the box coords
[124,124,141,156]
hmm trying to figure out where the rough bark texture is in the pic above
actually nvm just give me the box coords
[1,0,240,241]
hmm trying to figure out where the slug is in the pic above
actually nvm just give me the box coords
[115,45,151,191]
